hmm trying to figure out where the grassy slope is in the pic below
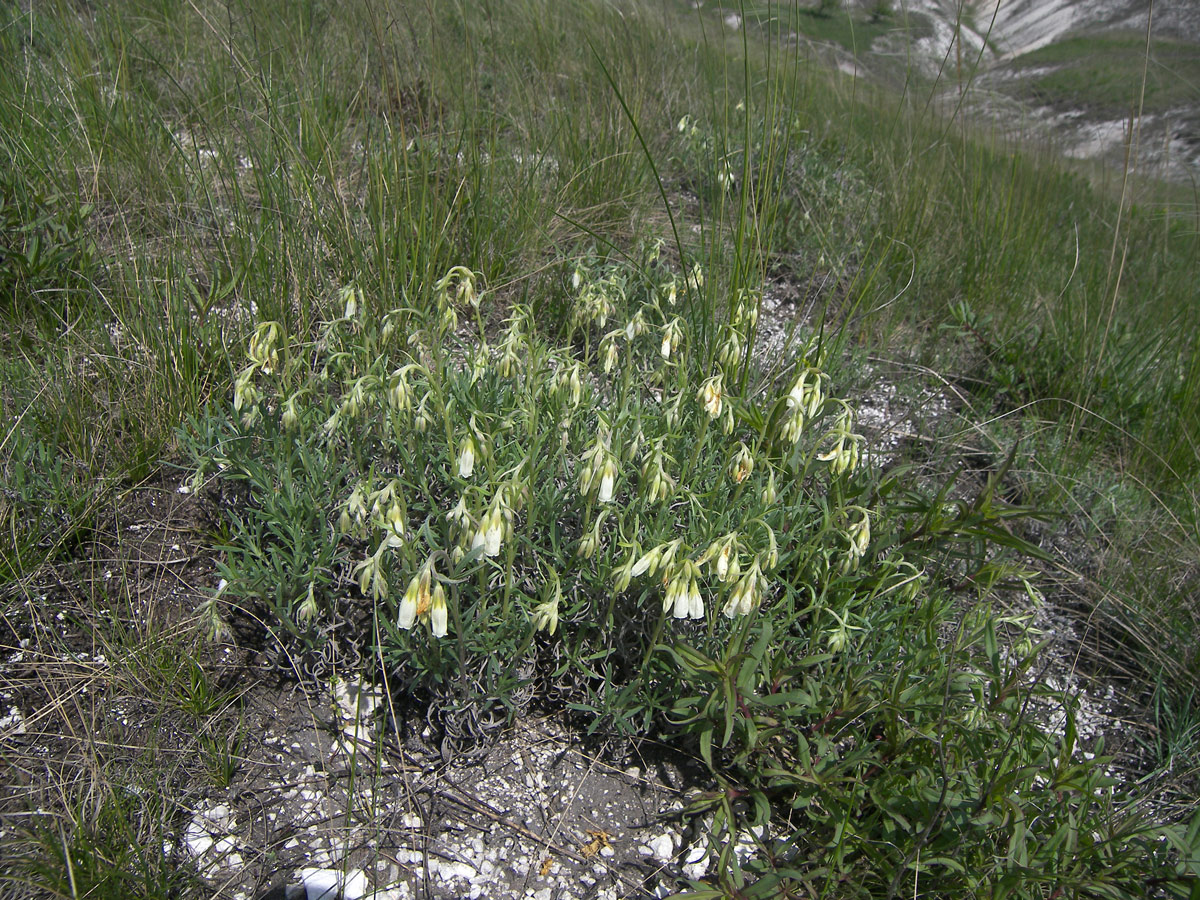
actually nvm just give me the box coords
[1,0,1195,744]
[1010,32,1200,116]
[1,0,1199,893]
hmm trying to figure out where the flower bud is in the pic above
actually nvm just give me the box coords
[730,443,753,484]
[281,395,300,432]
[297,583,318,623]
[762,470,777,505]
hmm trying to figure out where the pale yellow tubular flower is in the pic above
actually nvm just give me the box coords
[665,567,687,618]
[611,545,638,593]
[578,511,608,559]
[380,311,400,343]
[532,597,558,636]
[722,562,763,618]
[569,363,583,408]
[845,507,871,567]
[717,159,735,191]
[817,405,862,476]
[580,434,617,503]
[354,542,389,601]
[430,584,448,637]
[698,373,724,419]
[281,395,300,432]
[601,332,620,374]
[664,390,684,428]
[780,408,803,446]
[632,538,682,580]
[825,624,849,653]
[458,434,477,478]
[339,482,368,535]
[320,409,341,438]
[625,308,647,341]
[661,318,683,360]
[369,480,400,520]
[446,494,471,533]
[782,368,826,445]
[685,563,704,619]
[499,339,521,378]
[477,496,507,558]
[630,545,662,579]
[718,326,742,371]
[233,366,258,414]
[716,540,734,583]
[342,376,371,420]
[595,279,617,327]
[248,321,283,373]
[823,610,861,653]
[414,392,433,433]
[659,538,682,573]
[397,574,420,630]
[598,457,617,504]
[625,428,644,463]
[470,342,489,384]
[642,440,675,504]
[483,507,504,558]
[440,302,458,335]
[802,372,826,419]
[470,526,487,557]
[730,442,754,483]
[578,442,603,497]
[338,284,359,319]
[762,527,780,571]
[532,571,562,637]
[383,500,407,548]
[387,366,412,412]
[436,266,478,309]
[297,583,319,623]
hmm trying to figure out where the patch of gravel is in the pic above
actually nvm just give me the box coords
[172,678,714,900]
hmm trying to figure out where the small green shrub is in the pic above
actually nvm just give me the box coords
[185,251,1194,895]
[185,252,880,719]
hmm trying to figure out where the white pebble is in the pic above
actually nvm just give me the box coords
[647,833,675,863]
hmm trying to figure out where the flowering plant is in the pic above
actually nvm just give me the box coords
[189,251,901,737]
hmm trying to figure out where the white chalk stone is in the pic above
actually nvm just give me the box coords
[647,833,674,863]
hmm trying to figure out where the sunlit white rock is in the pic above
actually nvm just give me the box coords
[297,867,366,900]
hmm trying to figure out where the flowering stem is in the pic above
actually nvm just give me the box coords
[682,414,711,486]
[638,603,669,682]
[501,541,516,621]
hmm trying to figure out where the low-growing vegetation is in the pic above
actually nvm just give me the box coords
[2,0,1198,897]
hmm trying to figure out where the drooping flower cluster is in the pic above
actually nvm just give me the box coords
[397,559,448,637]
[781,367,825,445]
[580,433,620,504]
